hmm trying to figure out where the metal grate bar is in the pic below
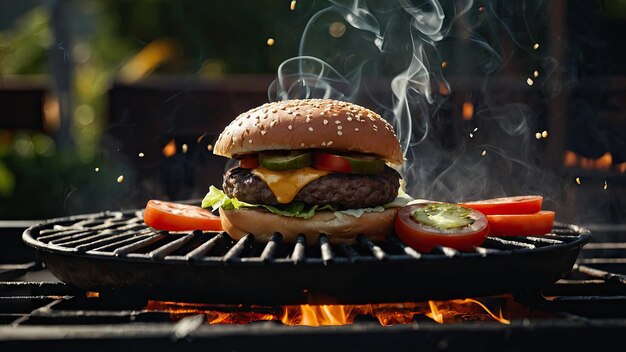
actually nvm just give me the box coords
[319,235,334,263]
[291,235,306,263]
[396,241,421,259]
[149,233,195,260]
[185,233,225,261]
[48,231,111,246]
[52,230,125,247]
[223,234,253,261]
[436,246,459,257]
[113,234,165,256]
[483,237,536,250]
[474,246,499,256]
[357,235,387,260]
[37,229,93,242]
[260,233,282,261]
[90,232,154,252]
[76,230,149,251]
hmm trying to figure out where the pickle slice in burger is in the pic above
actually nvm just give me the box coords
[259,151,313,171]
[313,152,385,174]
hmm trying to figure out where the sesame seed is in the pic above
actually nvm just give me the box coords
[327,141,333,146]
[337,131,343,136]
[320,111,326,116]
[323,119,329,125]
[355,128,359,131]
[347,117,352,121]
[337,125,342,130]
[321,142,327,147]
[261,130,267,135]
[272,109,278,113]
[306,117,311,123]
[288,125,293,130]
[249,139,253,144]
[335,120,341,124]
[300,142,305,147]
[270,121,277,127]
[238,121,243,126]
[308,127,314,132]
[246,114,251,119]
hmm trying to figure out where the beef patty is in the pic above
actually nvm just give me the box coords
[223,166,401,209]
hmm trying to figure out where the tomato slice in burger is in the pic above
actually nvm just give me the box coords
[487,211,554,237]
[313,152,385,174]
[239,157,259,169]
[144,200,222,232]
[461,196,543,215]
[395,203,489,252]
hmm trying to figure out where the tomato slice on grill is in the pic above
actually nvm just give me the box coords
[487,211,554,236]
[144,200,222,231]
[239,157,259,169]
[313,152,385,174]
[395,203,490,252]
[461,196,543,215]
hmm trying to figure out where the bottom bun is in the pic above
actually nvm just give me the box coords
[219,207,398,244]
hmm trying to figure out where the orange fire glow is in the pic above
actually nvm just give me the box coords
[462,102,474,120]
[145,298,511,326]
[563,150,623,173]
[162,140,176,158]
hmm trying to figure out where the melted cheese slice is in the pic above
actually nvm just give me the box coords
[252,167,330,204]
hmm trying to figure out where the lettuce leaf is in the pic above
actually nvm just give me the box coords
[201,185,414,220]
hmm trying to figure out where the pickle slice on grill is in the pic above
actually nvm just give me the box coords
[259,151,313,171]
[410,203,475,230]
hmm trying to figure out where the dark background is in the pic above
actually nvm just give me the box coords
[0,0,624,224]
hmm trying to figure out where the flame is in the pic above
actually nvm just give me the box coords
[86,291,100,298]
[426,299,510,324]
[426,301,444,323]
[145,298,511,326]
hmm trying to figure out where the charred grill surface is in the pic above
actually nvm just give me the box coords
[223,166,401,209]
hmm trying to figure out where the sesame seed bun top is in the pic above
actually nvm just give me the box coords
[213,99,403,164]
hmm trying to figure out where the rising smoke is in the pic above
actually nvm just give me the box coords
[269,0,574,215]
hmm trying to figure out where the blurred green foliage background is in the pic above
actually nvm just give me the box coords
[0,0,320,219]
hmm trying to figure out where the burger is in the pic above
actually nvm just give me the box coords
[202,99,408,244]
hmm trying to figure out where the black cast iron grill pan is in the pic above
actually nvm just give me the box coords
[22,210,590,306]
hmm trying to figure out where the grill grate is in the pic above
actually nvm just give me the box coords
[22,211,590,305]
